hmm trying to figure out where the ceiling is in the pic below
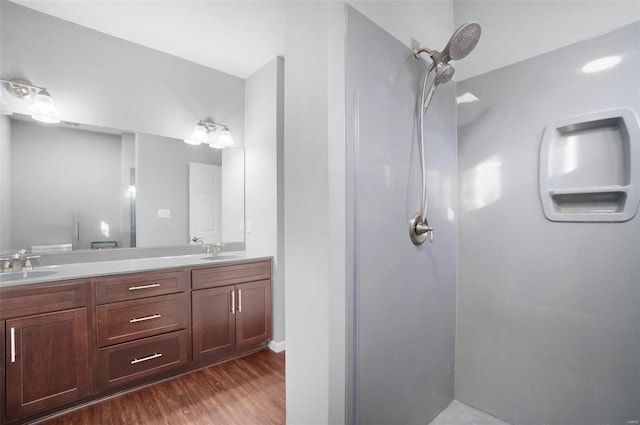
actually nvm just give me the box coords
[11,0,286,80]
[11,1,640,81]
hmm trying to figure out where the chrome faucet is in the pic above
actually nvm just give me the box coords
[212,242,225,256]
[12,249,26,272]
[192,236,207,246]
[0,257,11,273]
[23,255,39,271]
[3,249,40,272]
[192,236,212,256]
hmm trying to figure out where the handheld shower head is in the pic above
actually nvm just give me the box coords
[434,63,454,85]
[421,63,454,112]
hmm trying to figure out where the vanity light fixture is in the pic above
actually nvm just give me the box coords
[0,78,60,123]
[184,119,234,148]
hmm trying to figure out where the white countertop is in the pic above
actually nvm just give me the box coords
[0,252,271,287]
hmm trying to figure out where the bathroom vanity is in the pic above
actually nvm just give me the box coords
[0,256,272,425]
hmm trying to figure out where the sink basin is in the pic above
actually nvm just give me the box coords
[0,270,58,283]
[200,255,241,261]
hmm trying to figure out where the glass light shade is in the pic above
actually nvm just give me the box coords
[218,129,234,147]
[183,139,202,145]
[31,89,60,123]
[191,124,209,142]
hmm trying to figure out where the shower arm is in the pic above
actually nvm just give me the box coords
[413,47,434,57]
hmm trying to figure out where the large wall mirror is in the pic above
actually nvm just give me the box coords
[0,113,244,255]
[0,2,247,256]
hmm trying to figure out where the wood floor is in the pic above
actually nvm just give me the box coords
[39,349,285,425]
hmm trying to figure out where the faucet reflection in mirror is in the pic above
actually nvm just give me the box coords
[184,119,234,148]
[0,77,60,123]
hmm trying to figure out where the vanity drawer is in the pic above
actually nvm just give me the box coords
[97,270,188,304]
[0,279,90,320]
[192,260,271,290]
[98,330,188,390]
[97,293,188,347]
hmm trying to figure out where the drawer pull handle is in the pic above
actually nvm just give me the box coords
[10,327,16,363]
[238,289,242,313]
[131,353,162,365]
[129,313,162,323]
[128,283,161,291]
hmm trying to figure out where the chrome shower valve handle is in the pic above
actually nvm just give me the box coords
[409,212,434,246]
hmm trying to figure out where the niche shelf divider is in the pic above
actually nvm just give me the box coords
[539,108,640,222]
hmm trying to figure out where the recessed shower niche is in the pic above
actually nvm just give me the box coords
[539,108,640,222]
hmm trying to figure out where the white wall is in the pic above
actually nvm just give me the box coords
[245,56,285,345]
[453,0,640,80]
[221,148,245,242]
[346,6,458,423]
[284,2,347,423]
[349,1,454,49]
[456,22,640,425]
[0,2,244,147]
[10,0,285,79]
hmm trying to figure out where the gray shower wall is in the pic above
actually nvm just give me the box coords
[456,22,640,425]
[346,8,457,424]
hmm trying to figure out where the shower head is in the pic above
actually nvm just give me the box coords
[413,22,481,64]
[434,63,455,85]
[442,22,481,61]
[421,63,454,112]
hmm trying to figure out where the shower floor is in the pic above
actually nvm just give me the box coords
[428,400,511,425]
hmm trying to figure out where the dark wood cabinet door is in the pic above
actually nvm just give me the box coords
[236,280,272,350]
[5,308,89,420]
[192,286,236,364]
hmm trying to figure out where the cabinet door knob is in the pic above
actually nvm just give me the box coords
[238,289,242,313]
